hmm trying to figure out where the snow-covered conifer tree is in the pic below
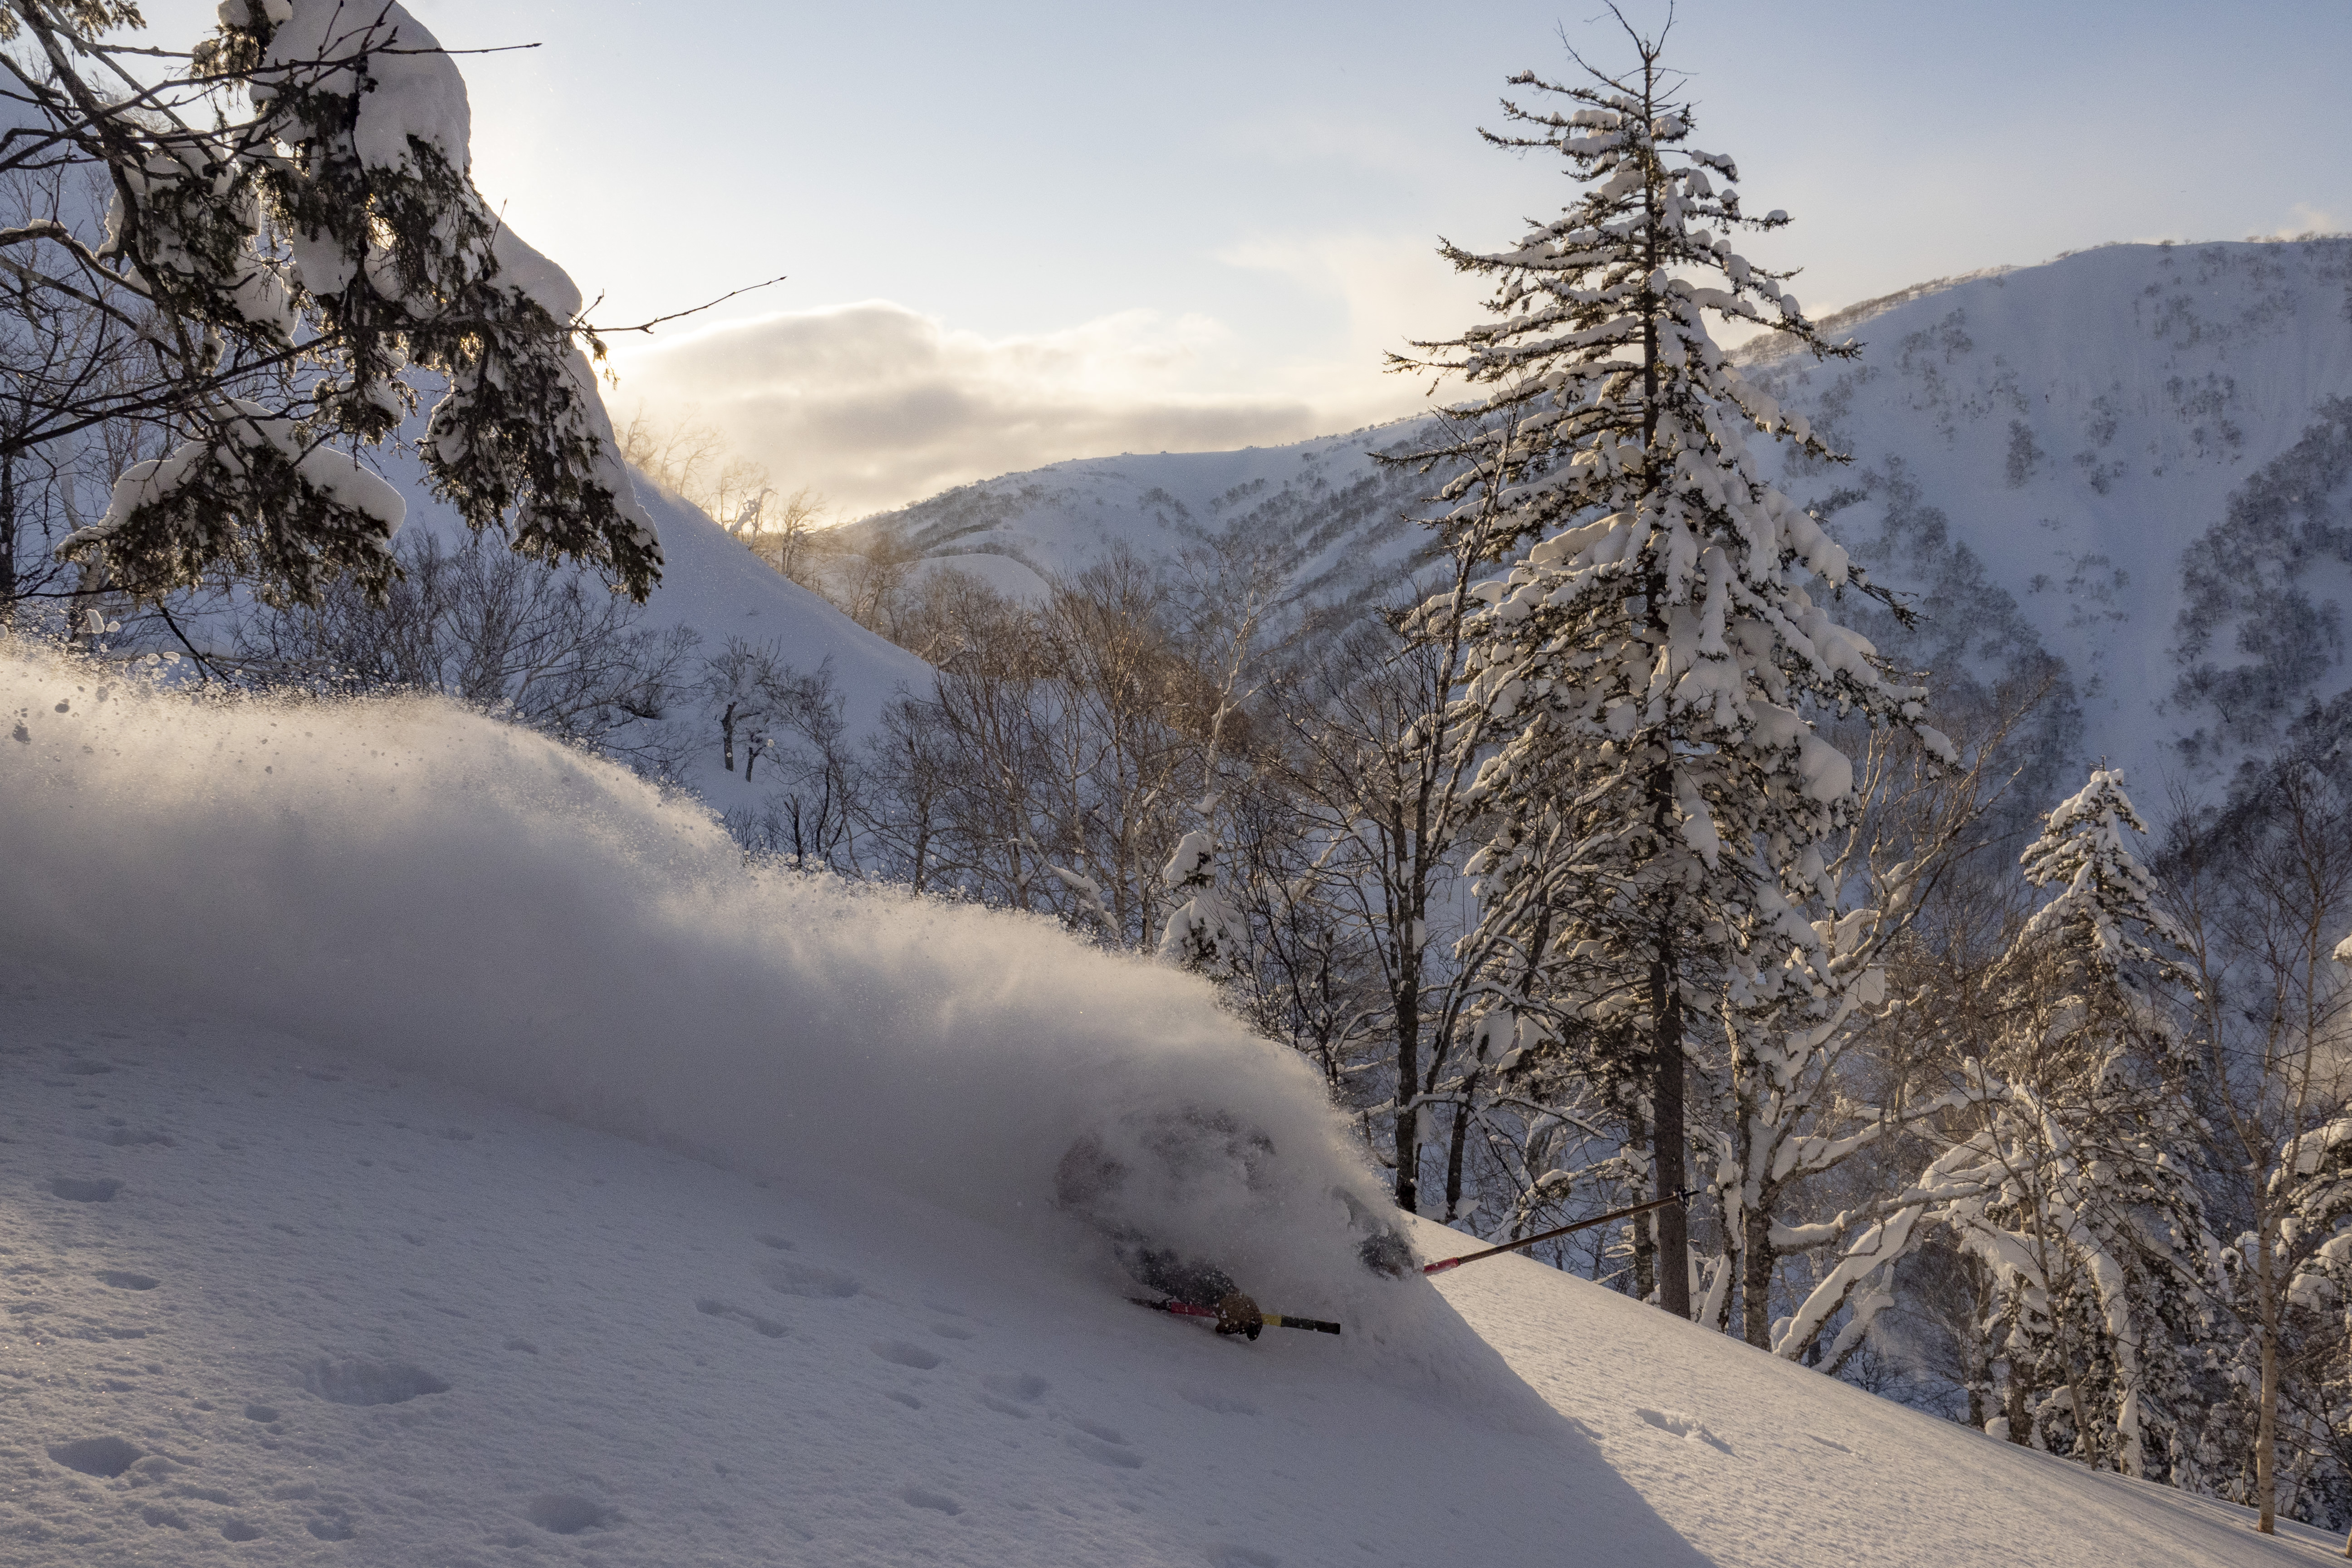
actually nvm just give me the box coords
[0,0,658,607]
[1995,771,2212,1484]
[2012,768,2197,1027]
[1157,821,1245,983]
[1790,769,2214,1479]
[1990,770,2211,1482]
[1389,12,1947,1314]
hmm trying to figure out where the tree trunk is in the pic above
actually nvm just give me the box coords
[1650,934,1691,1318]
[0,451,16,614]
[1392,960,1421,1215]
[2061,1329,2099,1470]
[2005,1367,2032,1446]
[1740,1200,1774,1348]
[1626,1102,1656,1302]
[2257,1217,2280,1534]
[1443,1070,1479,1222]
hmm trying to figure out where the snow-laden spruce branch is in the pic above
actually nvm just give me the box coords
[0,0,666,608]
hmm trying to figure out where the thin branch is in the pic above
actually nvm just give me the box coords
[586,274,789,337]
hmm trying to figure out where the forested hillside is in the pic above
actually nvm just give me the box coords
[853,237,2352,800]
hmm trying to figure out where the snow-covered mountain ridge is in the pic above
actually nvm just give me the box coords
[0,653,2328,1566]
[858,238,2352,800]
[1748,237,2352,789]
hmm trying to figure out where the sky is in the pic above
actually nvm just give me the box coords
[133,0,2352,519]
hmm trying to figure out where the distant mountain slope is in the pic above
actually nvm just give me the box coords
[393,462,932,739]
[1747,238,2352,791]
[858,239,2352,806]
[853,422,1448,631]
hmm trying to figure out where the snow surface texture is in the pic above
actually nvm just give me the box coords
[0,1006,2328,1564]
[0,648,1434,1367]
[855,240,2352,802]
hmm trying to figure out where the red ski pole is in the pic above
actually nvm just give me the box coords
[1421,1189,1693,1275]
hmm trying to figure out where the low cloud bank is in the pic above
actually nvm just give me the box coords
[609,302,1333,518]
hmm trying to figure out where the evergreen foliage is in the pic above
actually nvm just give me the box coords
[0,0,657,608]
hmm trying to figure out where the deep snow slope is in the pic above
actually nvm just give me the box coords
[859,239,2352,800]
[0,644,2337,1566]
[0,995,2333,1567]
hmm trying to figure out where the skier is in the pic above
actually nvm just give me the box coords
[1054,1117,1410,1341]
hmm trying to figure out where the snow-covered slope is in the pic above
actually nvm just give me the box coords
[1,984,2332,1565]
[389,457,932,740]
[0,646,2334,1566]
[627,483,930,735]
[860,239,2352,802]
[853,422,1446,630]
[1746,238,2352,790]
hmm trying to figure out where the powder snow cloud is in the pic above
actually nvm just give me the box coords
[0,645,1439,1349]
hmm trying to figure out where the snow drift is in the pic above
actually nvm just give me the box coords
[0,646,1466,1376]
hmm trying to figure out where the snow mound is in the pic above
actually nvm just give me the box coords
[0,645,1456,1373]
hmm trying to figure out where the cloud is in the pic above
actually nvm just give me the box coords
[1216,231,1489,403]
[2270,202,2347,239]
[607,303,1343,520]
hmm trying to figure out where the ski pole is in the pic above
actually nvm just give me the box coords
[1128,1298,1343,1336]
[1420,1189,1693,1275]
